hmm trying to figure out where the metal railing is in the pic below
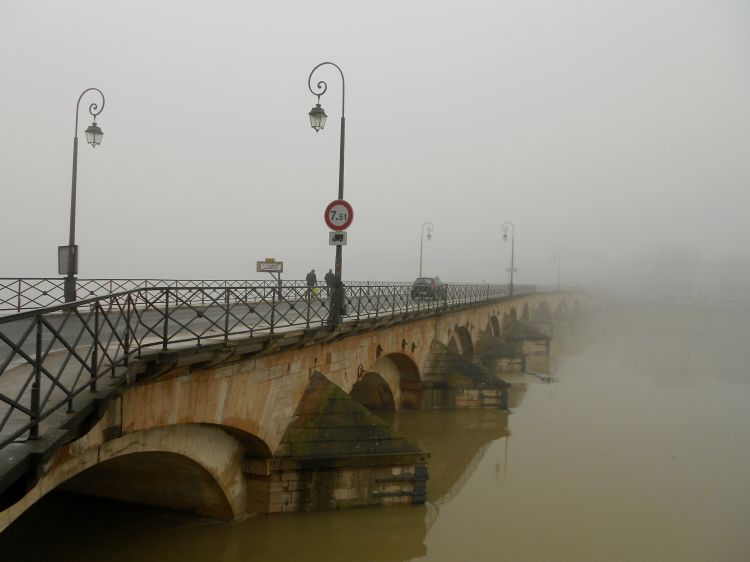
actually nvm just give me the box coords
[0,281,536,452]
[0,278,428,314]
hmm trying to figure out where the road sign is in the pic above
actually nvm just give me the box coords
[257,260,283,273]
[329,231,347,246]
[324,199,354,231]
[57,245,78,275]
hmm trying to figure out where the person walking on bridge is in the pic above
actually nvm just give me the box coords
[324,268,335,297]
[306,269,317,301]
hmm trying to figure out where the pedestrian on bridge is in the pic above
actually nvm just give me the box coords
[306,269,317,300]
[324,269,335,297]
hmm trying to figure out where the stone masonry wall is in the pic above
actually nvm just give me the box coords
[244,457,428,514]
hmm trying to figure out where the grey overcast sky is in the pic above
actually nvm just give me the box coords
[1,0,748,285]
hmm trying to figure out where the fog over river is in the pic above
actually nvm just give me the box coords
[2,303,748,561]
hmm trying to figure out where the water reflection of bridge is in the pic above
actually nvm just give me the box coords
[388,410,511,531]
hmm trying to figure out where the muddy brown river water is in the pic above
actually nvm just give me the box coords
[1,303,749,561]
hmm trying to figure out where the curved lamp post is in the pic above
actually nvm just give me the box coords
[501,221,515,296]
[308,62,345,326]
[419,221,433,277]
[61,88,105,303]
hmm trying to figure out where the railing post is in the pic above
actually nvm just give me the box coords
[17,279,21,312]
[123,294,131,366]
[269,286,276,335]
[356,285,362,320]
[30,315,42,439]
[163,289,170,351]
[224,288,231,342]
[90,302,99,392]
[305,285,311,329]
[374,286,379,319]
[391,286,396,316]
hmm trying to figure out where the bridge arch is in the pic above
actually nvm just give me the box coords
[360,353,422,410]
[448,326,473,358]
[204,424,273,458]
[488,315,501,338]
[350,372,396,412]
[501,309,518,335]
[60,450,236,519]
[1,424,249,531]
[533,301,552,322]
[521,303,530,321]
[554,301,569,319]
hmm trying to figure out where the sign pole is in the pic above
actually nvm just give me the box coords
[324,199,353,327]
[256,259,284,300]
[332,114,346,326]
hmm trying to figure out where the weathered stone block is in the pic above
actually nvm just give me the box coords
[280,471,298,482]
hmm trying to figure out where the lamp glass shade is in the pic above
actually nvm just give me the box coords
[426,233,432,241]
[85,122,103,146]
[503,233,508,241]
[309,104,327,132]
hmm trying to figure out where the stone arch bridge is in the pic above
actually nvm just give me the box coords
[0,281,596,532]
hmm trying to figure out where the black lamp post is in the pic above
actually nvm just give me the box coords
[61,88,105,303]
[308,62,346,326]
[419,221,433,277]
[501,221,515,296]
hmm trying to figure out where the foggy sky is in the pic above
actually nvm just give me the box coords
[1,0,748,286]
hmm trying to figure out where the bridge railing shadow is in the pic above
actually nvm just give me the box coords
[0,282,539,452]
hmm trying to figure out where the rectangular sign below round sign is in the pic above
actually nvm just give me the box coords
[329,231,347,246]
[256,261,283,273]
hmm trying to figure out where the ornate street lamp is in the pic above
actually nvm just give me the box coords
[501,221,516,296]
[308,103,327,132]
[60,88,106,303]
[419,221,433,277]
[84,122,104,146]
[308,62,346,326]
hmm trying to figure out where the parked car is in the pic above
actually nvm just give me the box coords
[411,276,447,300]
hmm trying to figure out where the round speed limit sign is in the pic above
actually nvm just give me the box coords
[324,199,354,231]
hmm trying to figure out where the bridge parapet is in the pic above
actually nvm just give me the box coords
[1,278,534,315]
[0,281,542,453]
[0,287,597,529]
